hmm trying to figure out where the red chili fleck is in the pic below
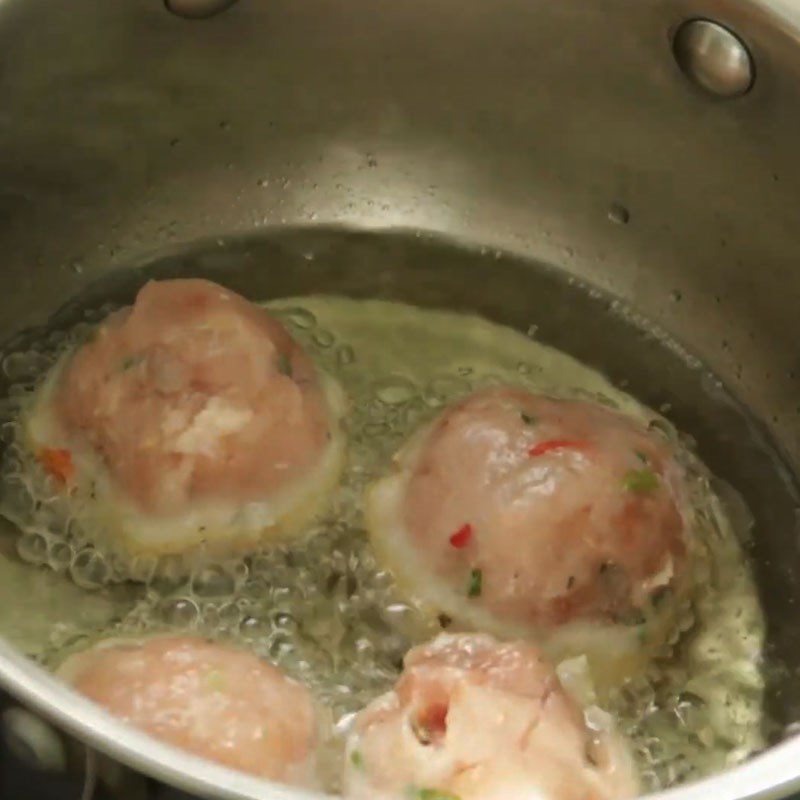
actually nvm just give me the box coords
[412,701,449,745]
[37,448,74,485]
[421,702,448,733]
[528,439,589,458]
[449,523,473,549]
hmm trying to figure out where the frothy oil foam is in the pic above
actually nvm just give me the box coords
[0,296,766,793]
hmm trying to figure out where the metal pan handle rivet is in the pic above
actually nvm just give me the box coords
[164,0,240,20]
[672,19,755,98]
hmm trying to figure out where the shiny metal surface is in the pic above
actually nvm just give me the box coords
[1,707,66,772]
[672,19,755,96]
[164,0,240,20]
[0,0,797,798]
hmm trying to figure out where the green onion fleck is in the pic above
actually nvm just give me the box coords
[520,412,537,425]
[120,355,142,372]
[634,450,649,464]
[206,670,226,691]
[350,750,365,770]
[467,568,483,598]
[277,352,293,377]
[622,468,659,493]
[417,789,462,800]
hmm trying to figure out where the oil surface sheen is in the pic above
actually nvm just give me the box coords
[0,294,766,793]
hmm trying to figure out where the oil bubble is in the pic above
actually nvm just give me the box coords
[70,550,110,590]
[217,602,242,627]
[17,531,48,564]
[280,307,316,330]
[271,611,298,633]
[160,597,199,627]
[423,375,471,407]
[312,330,335,348]
[373,376,417,406]
[239,616,271,640]
[48,541,73,571]
[190,565,235,598]
[268,632,294,660]
[2,352,51,382]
